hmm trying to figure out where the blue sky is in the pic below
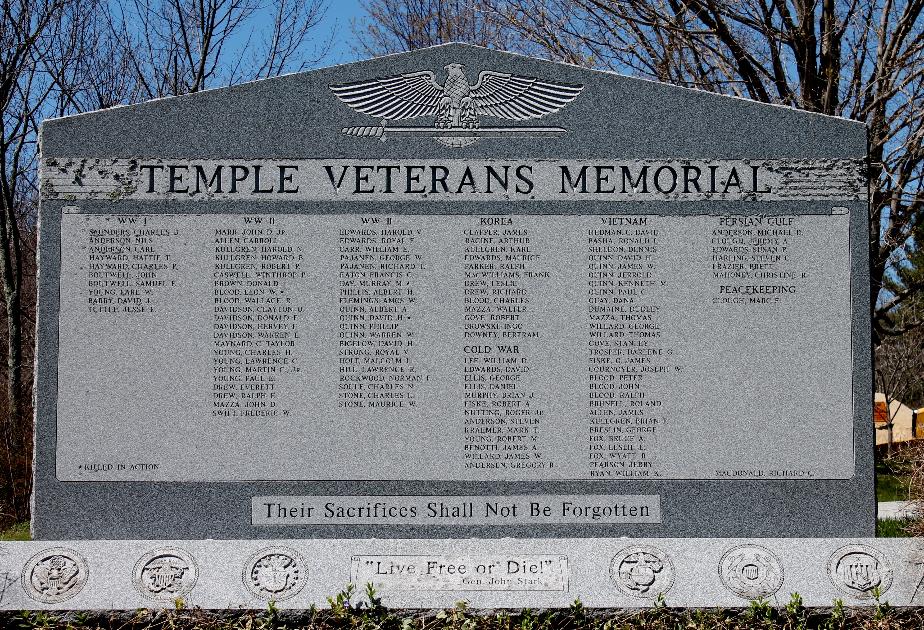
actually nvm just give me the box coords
[318,0,366,66]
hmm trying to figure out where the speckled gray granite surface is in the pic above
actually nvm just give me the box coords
[33,44,872,540]
[0,538,920,609]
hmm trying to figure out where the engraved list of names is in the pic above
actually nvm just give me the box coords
[55,211,853,482]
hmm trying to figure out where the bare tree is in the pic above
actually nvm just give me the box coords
[876,329,924,458]
[353,0,514,56]
[0,0,332,526]
[0,0,96,521]
[358,1,924,344]
[106,0,329,99]
[474,0,924,344]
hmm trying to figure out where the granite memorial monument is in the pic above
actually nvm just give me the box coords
[0,44,899,610]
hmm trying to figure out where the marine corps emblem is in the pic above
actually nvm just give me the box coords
[609,546,674,598]
[330,63,583,147]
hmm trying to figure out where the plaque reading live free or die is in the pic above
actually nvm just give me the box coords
[34,44,872,539]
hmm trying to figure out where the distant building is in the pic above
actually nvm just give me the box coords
[874,393,924,445]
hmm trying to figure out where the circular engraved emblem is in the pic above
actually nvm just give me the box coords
[719,544,784,599]
[828,544,893,599]
[243,547,307,600]
[21,547,88,603]
[609,546,674,598]
[133,547,198,601]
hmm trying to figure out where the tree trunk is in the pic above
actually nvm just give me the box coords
[887,423,894,460]
[4,289,22,518]
[0,179,23,520]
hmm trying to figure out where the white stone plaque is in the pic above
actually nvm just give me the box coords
[350,554,569,591]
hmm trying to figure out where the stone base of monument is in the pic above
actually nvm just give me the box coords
[1,538,920,609]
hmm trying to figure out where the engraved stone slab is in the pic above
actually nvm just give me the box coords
[33,43,872,540]
[0,539,921,609]
[53,212,853,483]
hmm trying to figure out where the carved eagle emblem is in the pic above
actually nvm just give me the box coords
[329,63,584,146]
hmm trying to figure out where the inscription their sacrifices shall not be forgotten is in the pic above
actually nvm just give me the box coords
[34,46,871,550]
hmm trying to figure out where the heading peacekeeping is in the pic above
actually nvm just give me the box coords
[135,160,773,198]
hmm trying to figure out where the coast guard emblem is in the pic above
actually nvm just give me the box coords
[719,544,784,599]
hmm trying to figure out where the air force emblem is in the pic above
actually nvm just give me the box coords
[330,63,584,147]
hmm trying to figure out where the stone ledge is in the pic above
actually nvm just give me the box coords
[1,538,920,609]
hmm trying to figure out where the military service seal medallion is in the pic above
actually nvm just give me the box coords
[828,544,893,600]
[609,545,674,598]
[244,546,307,601]
[21,547,88,604]
[719,544,784,599]
[133,547,198,602]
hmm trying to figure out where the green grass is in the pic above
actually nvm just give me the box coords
[877,517,914,537]
[876,456,914,501]
[3,599,924,630]
[877,473,912,501]
[0,521,29,541]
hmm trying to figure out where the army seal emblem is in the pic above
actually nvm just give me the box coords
[21,547,88,604]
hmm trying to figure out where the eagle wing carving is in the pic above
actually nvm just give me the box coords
[470,72,583,120]
[329,71,444,120]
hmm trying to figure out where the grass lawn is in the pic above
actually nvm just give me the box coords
[0,521,29,541]
[877,517,914,537]
[4,599,924,630]
[877,472,912,501]
[876,457,913,502]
